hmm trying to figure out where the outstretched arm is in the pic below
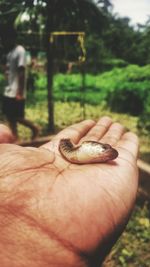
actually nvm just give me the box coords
[0,117,139,267]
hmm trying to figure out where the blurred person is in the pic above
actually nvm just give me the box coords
[0,116,139,267]
[1,27,39,141]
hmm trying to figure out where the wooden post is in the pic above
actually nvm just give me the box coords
[46,1,55,132]
[80,63,86,119]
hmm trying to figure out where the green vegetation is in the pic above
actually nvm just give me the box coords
[28,64,150,135]
[103,202,150,267]
[33,64,150,113]
[1,64,150,150]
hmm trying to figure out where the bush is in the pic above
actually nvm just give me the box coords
[107,87,144,115]
[26,64,150,117]
[104,65,150,115]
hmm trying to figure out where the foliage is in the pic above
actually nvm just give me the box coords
[100,14,150,66]
[103,16,140,65]
[86,64,150,115]
[0,0,150,67]
[137,91,150,134]
[1,0,150,69]
[21,63,150,135]
[33,64,150,117]
[105,65,150,115]
[85,34,128,73]
[1,62,150,128]
[0,0,109,35]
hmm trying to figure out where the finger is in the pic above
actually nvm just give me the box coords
[41,119,95,151]
[81,116,112,142]
[100,122,126,146]
[116,132,139,162]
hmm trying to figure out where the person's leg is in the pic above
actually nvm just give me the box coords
[8,119,18,140]
[16,99,39,140]
[17,118,39,140]
[2,96,18,140]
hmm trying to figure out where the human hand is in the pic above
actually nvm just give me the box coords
[0,117,139,267]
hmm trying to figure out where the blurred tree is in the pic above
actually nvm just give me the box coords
[138,19,150,65]
[103,16,136,62]
[102,14,150,66]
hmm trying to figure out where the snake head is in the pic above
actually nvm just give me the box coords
[59,139,118,164]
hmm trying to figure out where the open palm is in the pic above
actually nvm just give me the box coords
[0,117,139,267]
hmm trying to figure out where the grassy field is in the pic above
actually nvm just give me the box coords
[20,100,149,163]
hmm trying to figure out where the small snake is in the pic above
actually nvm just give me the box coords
[59,139,118,164]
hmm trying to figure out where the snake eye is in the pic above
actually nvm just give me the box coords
[102,144,111,150]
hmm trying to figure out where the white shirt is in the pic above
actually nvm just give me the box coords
[4,45,26,98]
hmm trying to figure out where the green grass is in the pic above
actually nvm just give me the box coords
[22,100,149,162]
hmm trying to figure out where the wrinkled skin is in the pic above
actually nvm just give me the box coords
[0,117,139,267]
